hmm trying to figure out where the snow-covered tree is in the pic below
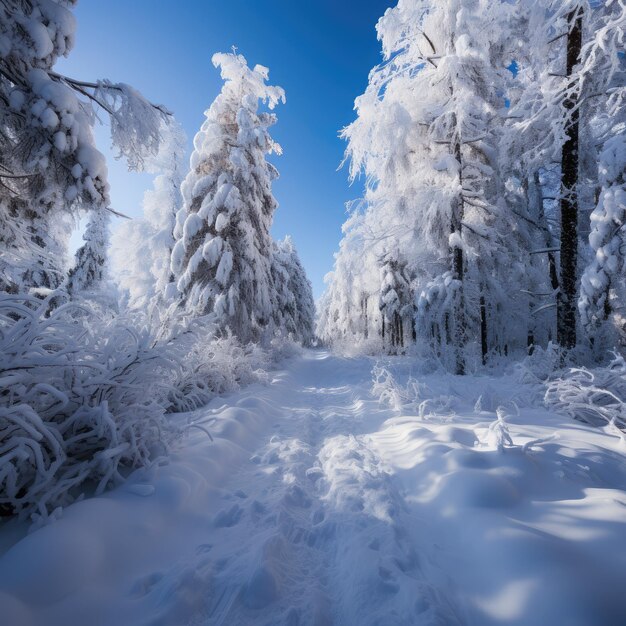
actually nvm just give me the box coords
[579,131,626,336]
[378,250,415,352]
[577,1,626,344]
[112,121,187,310]
[0,0,170,295]
[508,0,625,352]
[66,206,109,295]
[317,207,383,348]
[171,51,285,343]
[330,0,516,370]
[272,236,316,346]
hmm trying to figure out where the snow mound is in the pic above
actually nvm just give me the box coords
[1,351,625,625]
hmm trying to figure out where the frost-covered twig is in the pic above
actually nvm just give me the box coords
[544,353,626,430]
[0,294,270,521]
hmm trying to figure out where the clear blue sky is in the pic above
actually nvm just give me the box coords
[58,0,395,298]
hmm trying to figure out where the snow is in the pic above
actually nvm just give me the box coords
[1,350,624,625]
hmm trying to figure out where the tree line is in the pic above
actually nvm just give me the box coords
[318,0,625,372]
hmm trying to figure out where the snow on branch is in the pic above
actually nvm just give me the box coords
[545,353,626,433]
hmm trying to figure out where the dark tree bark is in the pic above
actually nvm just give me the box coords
[557,6,583,350]
[361,293,368,339]
[480,293,488,365]
[451,130,466,374]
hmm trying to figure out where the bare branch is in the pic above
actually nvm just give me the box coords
[530,247,560,255]
[548,32,569,44]
[532,302,557,315]
[48,71,171,117]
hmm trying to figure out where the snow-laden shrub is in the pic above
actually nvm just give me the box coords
[167,328,269,413]
[544,353,626,431]
[268,331,305,363]
[513,342,563,384]
[478,407,515,452]
[0,294,176,520]
[371,363,453,418]
[329,334,384,357]
[160,314,304,414]
[0,293,273,521]
[371,364,425,413]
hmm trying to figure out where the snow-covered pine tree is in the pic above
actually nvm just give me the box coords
[578,0,626,344]
[0,0,170,296]
[502,3,572,350]
[579,128,626,339]
[338,0,514,370]
[171,51,285,343]
[317,207,383,348]
[66,206,109,295]
[378,250,415,353]
[112,121,187,310]
[509,0,626,352]
[557,1,585,351]
[272,236,316,346]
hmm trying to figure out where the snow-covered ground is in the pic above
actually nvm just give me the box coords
[1,350,625,626]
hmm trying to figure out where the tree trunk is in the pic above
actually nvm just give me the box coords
[361,293,368,339]
[451,131,466,374]
[557,6,583,350]
[603,278,612,321]
[480,293,488,365]
[532,172,560,294]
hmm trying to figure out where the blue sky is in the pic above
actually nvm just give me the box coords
[58,0,396,298]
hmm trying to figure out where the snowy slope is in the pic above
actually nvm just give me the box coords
[0,350,625,625]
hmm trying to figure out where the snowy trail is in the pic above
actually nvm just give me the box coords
[1,350,626,626]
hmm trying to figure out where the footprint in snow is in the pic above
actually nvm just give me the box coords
[130,571,163,597]
[126,483,155,497]
[241,565,279,609]
[195,543,213,555]
[213,504,243,528]
[283,484,312,508]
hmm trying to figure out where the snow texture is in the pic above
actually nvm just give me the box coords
[1,350,624,625]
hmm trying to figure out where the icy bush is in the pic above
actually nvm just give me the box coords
[479,407,515,452]
[0,293,273,521]
[166,326,269,413]
[513,343,563,384]
[544,353,626,431]
[371,364,424,413]
[371,363,452,417]
[0,293,175,520]
[268,331,305,363]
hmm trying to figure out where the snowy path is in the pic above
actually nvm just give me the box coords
[1,350,626,625]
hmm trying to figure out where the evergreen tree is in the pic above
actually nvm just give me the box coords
[272,236,316,346]
[507,0,625,353]
[171,51,284,343]
[317,208,382,347]
[112,121,187,309]
[66,207,109,295]
[335,0,514,369]
[0,0,170,295]
[577,0,626,343]
[557,2,585,350]
[579,130,626,336]
[378,250,415,353]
